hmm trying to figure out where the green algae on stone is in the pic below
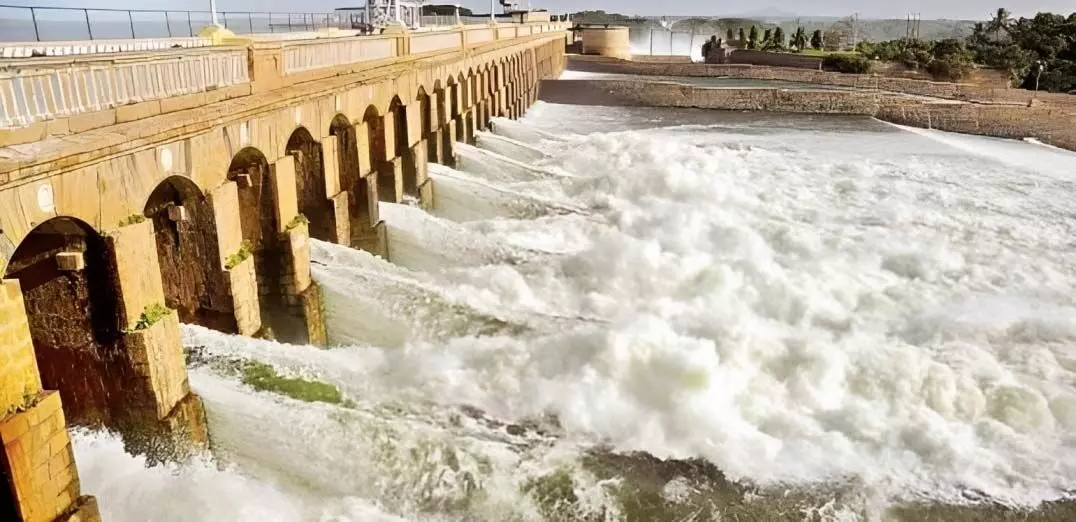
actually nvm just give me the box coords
[241,361,344,405]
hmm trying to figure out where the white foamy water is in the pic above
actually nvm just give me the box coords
[74,102,1076,520]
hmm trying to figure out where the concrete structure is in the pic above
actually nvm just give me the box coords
[545,57,1076,152]
[0,19,567,522]
[578,26,631,60]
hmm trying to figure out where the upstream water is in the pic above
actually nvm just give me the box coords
[72,103,1076,521]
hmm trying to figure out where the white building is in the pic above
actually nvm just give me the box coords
[336,1,426,30]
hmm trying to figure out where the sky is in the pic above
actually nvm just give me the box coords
[5,0,1073,21]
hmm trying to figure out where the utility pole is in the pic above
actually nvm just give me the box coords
[491,0,496,22]
[210,0,218,26]
[852,12,858,50]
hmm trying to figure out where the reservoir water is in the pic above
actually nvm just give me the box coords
[72,102,1076,521]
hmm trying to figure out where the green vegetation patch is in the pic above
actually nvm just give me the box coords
[224,240,253,270]
[822,53,874,73]
[241,361,344,405]
[285,214,310,232]
[133,302,171,331]
[118,214,147,227]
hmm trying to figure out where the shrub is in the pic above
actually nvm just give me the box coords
[822,54,873,74]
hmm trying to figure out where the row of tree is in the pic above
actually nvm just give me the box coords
[725,26,825,52]
[966,8,1076,92]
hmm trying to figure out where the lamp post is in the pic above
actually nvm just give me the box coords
[490,0,495,23]
[210,0,219,25]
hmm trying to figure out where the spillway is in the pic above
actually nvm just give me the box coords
[73,102,1076,521]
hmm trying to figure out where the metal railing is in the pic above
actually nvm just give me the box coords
[0,5,348,42]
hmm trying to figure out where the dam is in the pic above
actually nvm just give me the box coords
[2,11,1076,522]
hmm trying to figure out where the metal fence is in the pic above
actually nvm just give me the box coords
[0,4,349,42]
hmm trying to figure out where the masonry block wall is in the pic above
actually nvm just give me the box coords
[1,281,100,522]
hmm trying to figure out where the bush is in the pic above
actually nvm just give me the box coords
[927,57,974,81]
[822,54,873,74]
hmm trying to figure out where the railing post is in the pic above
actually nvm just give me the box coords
[187,11,193,36]
[270,12,274,33]
[30,7,41,42]
[128,10,136,38]
[165,11,173,37]
[248,12,254,34]
[222,12,228,29]
[85,9,94,40]
[287,13,292,32]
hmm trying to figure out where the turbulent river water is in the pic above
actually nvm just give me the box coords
[72,102,1076,521]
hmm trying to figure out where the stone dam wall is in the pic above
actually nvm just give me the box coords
[539,79,1076,152]
[568,55,1076,109]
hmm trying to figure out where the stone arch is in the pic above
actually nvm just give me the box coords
[285,126,333,242]
[143,176,235,333]
[467,67,478,105]
[416,86,437,167]
[329,113,371,245]
[387,95,415,200]
[226,146,284,336]
[3,217,122,428]
[446,75,460,119]
[359,104,396,204]
[362,104,386,175]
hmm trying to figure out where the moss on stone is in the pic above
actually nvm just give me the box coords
[133,302,171,331]
[118,214,147,227]
[521,468,583,520]
[285,214,310,232]
[224,240,253,270]
[241,361,344,405]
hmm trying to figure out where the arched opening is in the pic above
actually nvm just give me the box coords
[456,73,468,141]
[227,147,284,337]
[433,81,450,166]
[3,217,121,428]
[388,96,413,200]
[143,176,235,333]
[447,76,459,121]
[468,69,478,105]
[457,73,469,113]
[418,87,432,142]
[330,114,371,246]
[285,126,333,242]
[362,105,390,203]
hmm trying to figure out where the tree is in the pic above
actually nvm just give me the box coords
[772,27,786,51]
[763,28,773,45]
[748,25,760,49]
[738,27,747,46]
[792,27,808,51]
[726,27,735,43]
[987,7,1011,42]
[927,38,976,80]
[811,29,823,50]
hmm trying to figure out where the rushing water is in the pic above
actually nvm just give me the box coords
[72,102,1076,521]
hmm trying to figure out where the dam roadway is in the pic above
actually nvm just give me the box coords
[3,20,1076,522]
